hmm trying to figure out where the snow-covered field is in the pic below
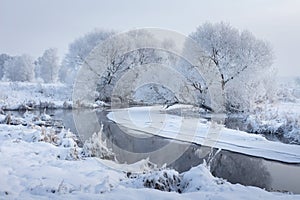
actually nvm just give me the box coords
[1,124,299,199]
[0,82,72,110]
[0,82,109,110]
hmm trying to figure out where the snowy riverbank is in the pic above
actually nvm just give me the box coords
[1,124,299,199]
[0,82,300,199]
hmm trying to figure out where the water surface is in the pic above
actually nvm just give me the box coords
[9,108,300,194]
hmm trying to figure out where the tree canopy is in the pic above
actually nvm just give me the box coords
[190,22,274,111]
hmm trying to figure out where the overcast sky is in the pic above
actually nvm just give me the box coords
[1,0,300,76]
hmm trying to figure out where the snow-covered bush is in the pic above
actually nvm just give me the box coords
[82,125,116,160]
[241,77,300,144]
[40,127,80,160]
[123,163,228,194]
[276,77,300,103]
[26,126,80,156]
[125,169,182,192]
[246,105,300,144]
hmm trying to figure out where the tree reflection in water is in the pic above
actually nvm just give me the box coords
[210,150,272,190]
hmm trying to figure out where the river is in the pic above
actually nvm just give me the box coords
[10,108,300,194]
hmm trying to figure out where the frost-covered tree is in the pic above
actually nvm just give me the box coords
[0,53,12,80]
[59,29,114,84]
[36,48,60,83]
[67,29,177,103]
[190,22,274,112]
[73,29,198,104]
[3,54,35,82]
[95,30,178,102]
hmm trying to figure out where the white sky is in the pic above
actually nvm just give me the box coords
[1,0,300,76]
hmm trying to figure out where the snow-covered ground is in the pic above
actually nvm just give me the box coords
[246,101,300,143]
[107,105,300,163]
[0,82,109,110]
[0,82,72,110]
[1,124,299,199]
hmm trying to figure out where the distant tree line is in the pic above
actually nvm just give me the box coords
[0,22,276,112]
[0,48,59,83]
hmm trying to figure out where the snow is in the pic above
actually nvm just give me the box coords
[246,101,300,143]
[0,82,109,110]
[0,79,299,199]
[1,123,299,199]
[107,105,300,163]
[0,82,72,110]
[0,114,5,123]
